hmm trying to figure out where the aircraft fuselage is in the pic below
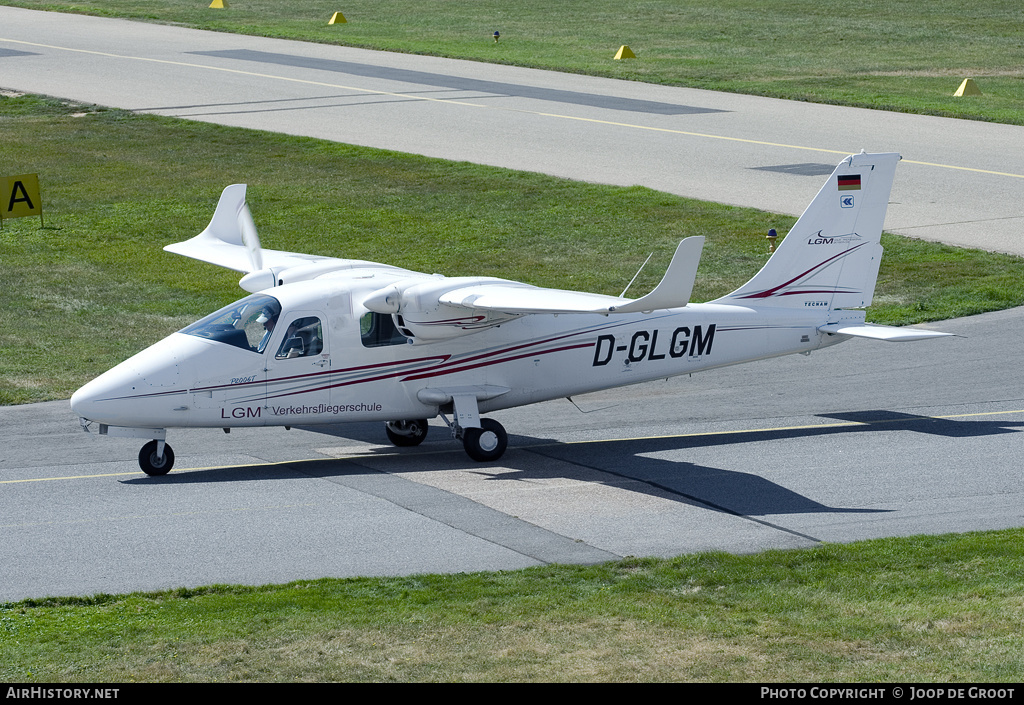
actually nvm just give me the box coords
[71,276,845,431]
[72,153,943,472]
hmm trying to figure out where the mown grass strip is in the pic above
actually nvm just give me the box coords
[3,530,1023,681]
[3,0,1022,124]
[3,92,1024,404]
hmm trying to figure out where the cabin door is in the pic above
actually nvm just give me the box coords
[263,311,332,420]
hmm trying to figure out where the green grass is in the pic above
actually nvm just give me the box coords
[3,530,1024,681]
[4,92,1024,404]
[3,11,1024,681]
[3,0,1023,124]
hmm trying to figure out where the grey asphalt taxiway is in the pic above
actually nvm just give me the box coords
[2,6,1023,254]
[3,308,1023,602]
[2,8,1024,601]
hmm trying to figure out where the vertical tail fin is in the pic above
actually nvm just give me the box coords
[713,152,900,310]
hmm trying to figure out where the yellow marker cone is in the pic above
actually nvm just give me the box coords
[614,45,636,60]
[209,0,228,7]
[953,78,982,96]
[328,12,347,24]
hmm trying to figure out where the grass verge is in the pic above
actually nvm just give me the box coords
[3,92,1024,404]
[3,530,1023,682]
[3,9,1022,684]
[2,0,1023,124]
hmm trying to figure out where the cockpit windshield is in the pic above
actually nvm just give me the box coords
[180,293,282,353]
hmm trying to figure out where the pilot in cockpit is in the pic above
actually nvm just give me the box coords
[256,307,279,353]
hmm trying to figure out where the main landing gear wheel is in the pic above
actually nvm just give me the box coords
[462,418,508,462]
[139,440,174,476]
[385,419,429,447]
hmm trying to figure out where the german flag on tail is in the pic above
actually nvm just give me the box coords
[837,174,861,191]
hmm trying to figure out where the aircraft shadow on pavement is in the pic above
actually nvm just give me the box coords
[499,409,1022,516]
[121,409,1021,518]
[517,409,1024,517]
[294,407,1024,447]
[505,443,870,518]
[818,409,1024,438]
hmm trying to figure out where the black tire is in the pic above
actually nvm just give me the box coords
[385,419,429,447]
[462,418,507,462]
[139,440,174,476]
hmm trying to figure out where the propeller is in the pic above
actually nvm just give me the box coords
[237,201,263,273]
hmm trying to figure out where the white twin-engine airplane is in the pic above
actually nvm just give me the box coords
[72,152,951,475]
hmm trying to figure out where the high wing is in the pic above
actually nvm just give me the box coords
[437,236,704,315]
[165,184,705,314]
[166,170,950,344]
[163,185,328,272]
[164,184,412,293]
[79,153,959,475]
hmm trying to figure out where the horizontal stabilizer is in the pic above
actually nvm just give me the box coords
[818,323,953,342]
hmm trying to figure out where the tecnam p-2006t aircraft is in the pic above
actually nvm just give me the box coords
[72,152,950,475]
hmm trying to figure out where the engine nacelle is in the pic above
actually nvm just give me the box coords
[395,304,520,342]
[363,277,521,343]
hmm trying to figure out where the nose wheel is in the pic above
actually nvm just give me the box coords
[139,440,174,476]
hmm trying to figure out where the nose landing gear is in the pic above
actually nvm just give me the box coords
[80,423,175,476]
[139,439,174,476]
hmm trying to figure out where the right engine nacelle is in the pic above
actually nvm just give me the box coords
[362,278,522,343]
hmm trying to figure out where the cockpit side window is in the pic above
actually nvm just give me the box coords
[360,311,409,348]
[275,317,324,359]
[180,293,282,353]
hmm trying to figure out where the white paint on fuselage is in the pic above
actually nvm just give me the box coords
[72,273,844,431]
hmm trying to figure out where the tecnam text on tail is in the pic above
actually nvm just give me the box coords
[72,152,951,475]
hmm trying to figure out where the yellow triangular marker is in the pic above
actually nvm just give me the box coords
[614,45,636,60]
[209,0,228,8]
[954,78,982,96]
[328,12,347,24]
